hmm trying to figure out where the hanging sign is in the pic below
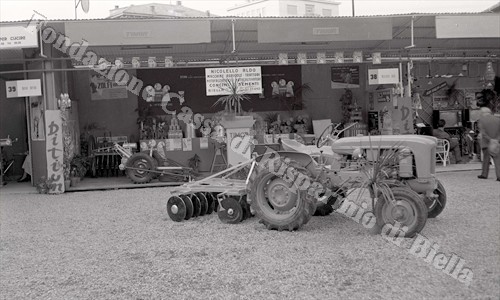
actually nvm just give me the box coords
[45,110,65,194]
[205,66,262,96]
[0,25,38,49]
[368,68,399,85]
[5,79,42,98]
[423,82,448,97]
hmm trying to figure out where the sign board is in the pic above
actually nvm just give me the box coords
[205,66,262,96]
[368,68,399,85]
[375,88,393,103]
[0,25,38,49]
[89,73,128,100]
[423,82,448,97]
[45,110,65,194]
[331,66,360,89]
[5,79,42,98]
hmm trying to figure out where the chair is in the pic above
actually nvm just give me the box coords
[436,139,450,166]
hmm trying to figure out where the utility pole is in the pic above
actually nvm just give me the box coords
[352,0,355,17]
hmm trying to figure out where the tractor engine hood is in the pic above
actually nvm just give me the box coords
[331,135,437,177]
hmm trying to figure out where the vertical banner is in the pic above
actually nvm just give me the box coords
[45,110,65,193]
[393,97,414,134]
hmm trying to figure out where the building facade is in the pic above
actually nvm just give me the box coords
[108,1,212,19]
[227,0,340,17]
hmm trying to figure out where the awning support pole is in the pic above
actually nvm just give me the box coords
[231,19,236,53]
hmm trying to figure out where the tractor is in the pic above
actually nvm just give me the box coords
[247,123,445,237]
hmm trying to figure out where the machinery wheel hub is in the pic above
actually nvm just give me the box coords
[266,178,297,211]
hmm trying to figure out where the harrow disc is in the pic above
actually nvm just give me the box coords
[179,194,194,220]
[218,197,243,224]
[239,195,251,220]
[190,194,202,218]
[195,192,209,216]
[204,192,215,215]
[166,196,187,222]
[212,193,220,212]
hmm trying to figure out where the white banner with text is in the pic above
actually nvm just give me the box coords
[205,66,262,96]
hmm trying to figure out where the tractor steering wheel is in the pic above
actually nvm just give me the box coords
[316,123,341,148]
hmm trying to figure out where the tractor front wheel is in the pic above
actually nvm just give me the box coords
[427,179,446,218]
[374,187,427,238]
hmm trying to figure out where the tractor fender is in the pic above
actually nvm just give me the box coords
[254,151,317,176]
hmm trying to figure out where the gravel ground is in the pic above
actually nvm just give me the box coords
[0,170,499,300]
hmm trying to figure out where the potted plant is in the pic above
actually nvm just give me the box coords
[70,155,90,181]
[212,78,250,116]
[36,176,55,194]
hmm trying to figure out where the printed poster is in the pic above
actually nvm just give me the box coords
[165,139,174,151]
[30,96,45,141]
[200,137,209,149]
[172,139,182,151]
[331,66,360,89]
[89,73,128,100]
[182,138,192,151]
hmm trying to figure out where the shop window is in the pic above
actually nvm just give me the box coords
[287,4,298,15]
[322,8,332,16]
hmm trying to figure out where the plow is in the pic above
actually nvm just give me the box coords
[164,123,446,237]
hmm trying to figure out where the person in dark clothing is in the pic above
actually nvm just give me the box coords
[433,119,464,164]
[477,107,500,181]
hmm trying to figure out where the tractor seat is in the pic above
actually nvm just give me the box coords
[280,138,334,158]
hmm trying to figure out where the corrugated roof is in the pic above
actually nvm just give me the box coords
[1,11,497,24]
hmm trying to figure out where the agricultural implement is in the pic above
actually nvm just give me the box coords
[165,123,447,238]
[94,141,195,184]
[166,159,254,224]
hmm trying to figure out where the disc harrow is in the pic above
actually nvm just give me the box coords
[166,160,255,224]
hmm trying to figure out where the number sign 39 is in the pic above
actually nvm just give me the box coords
[5,79,42,98]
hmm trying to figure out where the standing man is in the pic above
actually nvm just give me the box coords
[477,107,500,181]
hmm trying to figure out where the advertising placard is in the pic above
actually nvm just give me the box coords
[5,79,42,98]
[375,88,393,103]
[0,25,38,49]
[89,73,128,100]
[368,68,399,85]
[205,66,262,96]
[331,66,360,89]
[45,110,65,193]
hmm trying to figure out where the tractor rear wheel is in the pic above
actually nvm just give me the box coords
[126,152,157,184]
[250,170,315,231]
[375,186,427,238]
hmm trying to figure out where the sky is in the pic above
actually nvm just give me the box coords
[0,0,498,21]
